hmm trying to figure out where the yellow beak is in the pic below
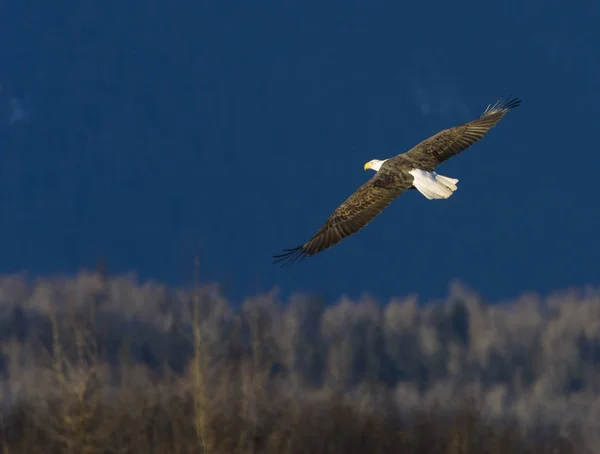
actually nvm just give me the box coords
[364,162,371,170]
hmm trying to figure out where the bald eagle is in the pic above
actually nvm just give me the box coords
[273,96,521,267]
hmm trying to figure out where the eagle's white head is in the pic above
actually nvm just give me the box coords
[364,159,387,172]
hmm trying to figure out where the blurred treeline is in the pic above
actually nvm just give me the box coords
[0,269,596,453]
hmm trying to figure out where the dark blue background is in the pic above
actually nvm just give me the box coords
[1,1,598,303]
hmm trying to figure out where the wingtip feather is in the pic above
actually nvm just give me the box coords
[482,95,521,117]
[272,245,309,268]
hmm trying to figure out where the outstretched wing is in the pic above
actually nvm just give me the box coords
[401,96,521,171]
[273,168,413,267]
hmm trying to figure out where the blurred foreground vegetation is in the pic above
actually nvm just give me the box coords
[0,268,596,453]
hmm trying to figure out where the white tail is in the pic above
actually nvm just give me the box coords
[408,169,459,200]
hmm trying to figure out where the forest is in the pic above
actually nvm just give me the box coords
[0,268,596,453]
